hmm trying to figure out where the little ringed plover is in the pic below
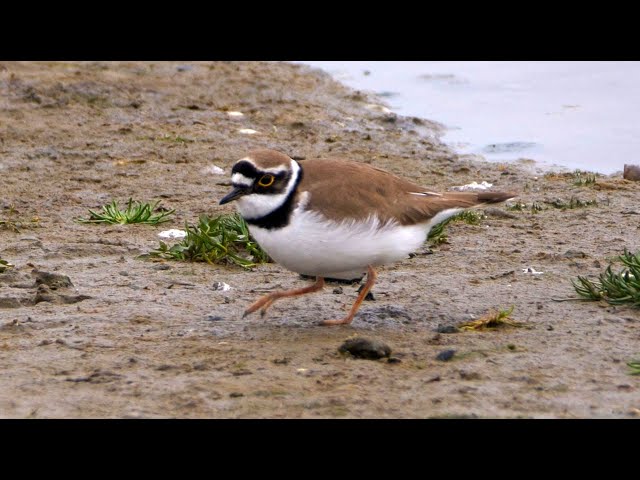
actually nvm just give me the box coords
[220,149,515,326]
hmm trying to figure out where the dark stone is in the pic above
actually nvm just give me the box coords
[435,349,456,362]
[338,337,391,360]
[272,357,291,365]
[459,370,482,380]
[357,283,375,301]
[436,325,459,334]
[33,270,73,289]
[563,250,587,259]
[34,284,91,305]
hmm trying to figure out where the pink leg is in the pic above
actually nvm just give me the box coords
[321,265,377,326]
[243,276,326,318]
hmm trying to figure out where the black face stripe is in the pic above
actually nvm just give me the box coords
[245,161,304,230]
[254,170,291,195]
[232,160,291,195]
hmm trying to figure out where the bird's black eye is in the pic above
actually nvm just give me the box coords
[257,174,275,187]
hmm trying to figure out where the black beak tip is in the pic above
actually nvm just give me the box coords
[219,186,247,205]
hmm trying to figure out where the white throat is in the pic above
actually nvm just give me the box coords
[236,159,300,220]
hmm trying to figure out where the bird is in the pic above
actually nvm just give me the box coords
[219,149,515,326]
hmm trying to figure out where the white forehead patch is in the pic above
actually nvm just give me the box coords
[231,172,253,187]
[261,165,289,175]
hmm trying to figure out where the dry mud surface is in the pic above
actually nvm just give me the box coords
[1,61,639,418]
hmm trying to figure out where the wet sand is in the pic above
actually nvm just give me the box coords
[1,61,639,418]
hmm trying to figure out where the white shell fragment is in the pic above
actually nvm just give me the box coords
[158,229,187,239]
[212,281,231,291]
[238,128,259,135]
[201,165,225,175]
[449,181,494,191]
[365,103,392,114]
[227,111,244,117]
[522,267,544,275]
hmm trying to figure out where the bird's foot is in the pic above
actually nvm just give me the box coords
[320,316,354,326]
[242,294,275,318]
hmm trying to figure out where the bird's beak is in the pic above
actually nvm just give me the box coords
[219,186,250,205]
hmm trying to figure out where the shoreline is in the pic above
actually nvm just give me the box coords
[300,61,634,176]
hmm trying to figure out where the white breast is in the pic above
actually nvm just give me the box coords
[247,204,437,280]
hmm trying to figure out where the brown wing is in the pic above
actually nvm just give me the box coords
[298,159,515,225]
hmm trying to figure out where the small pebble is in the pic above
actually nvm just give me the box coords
[158,229,187,239]
[212,281,231,291]
[522,267,544,275]
[449,181,493,192]
[201,165,225,175]
[436,325,459,334]
[272,357,290,365]
[563,250,587,259]
[356,284,375,301]
[435,349,456,362]
[459,370,482,380]
[338,337,391,360]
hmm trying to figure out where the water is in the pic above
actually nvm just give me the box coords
[299,61,640,174]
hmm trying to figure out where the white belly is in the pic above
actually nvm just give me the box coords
[247,208,431,280]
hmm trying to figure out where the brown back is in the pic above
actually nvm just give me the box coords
[298,159,514,225]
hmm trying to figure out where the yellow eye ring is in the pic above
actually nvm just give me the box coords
[258,174,275,187]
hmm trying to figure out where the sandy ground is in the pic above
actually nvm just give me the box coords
[1,61,639,418]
